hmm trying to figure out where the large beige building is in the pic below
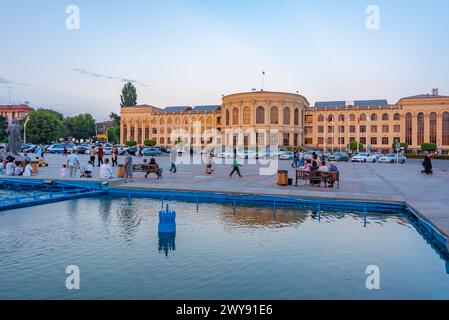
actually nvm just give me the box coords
[121,89,449,154]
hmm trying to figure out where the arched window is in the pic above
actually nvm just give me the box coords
[232,107,239,125]
[350,114,356,122]
[160,118,165,125]
[328,114,334,122]
[226,109,230,126]
[175,117,180,124]
[360,114,366,121]
[417,113,424,145]
[394,113,400,121]
[382,113,389,121]
[318,114,324,122]
[430,112,437,144]
[283,107,290,125]
[167,118,173,125]
[256,106,265,124]
[338,114,345,122]
[443,112,449,146]
[294,108,299,126]
[270,106,279,125]
[207,116,213,124]
[243,106,251,125]
[405,113,413,146]
[371,114,377,121]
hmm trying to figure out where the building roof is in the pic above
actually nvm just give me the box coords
[354,99,388,106]
[0,104,34,111]
[163,106,193,112]
[314,101,346,108]
[193,105,221,111]
[402,94,449,99]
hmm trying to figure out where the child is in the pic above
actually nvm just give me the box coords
[14,162,24,176]
[83,161,93,178]
[60,164,67,178]
[23,161,33,177]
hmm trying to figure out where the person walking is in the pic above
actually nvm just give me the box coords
[63,145,68,156]
[36,144,43,160]
[97,145,104,167]
[124,150,133,183]
[169,148,177,173]
[292,149,300,168]
[111,146,118,167]
[205,153,214,174]
[229,154,242,178]
[421,152,433,175]
[67,150,80,178]
[89,146,96,164]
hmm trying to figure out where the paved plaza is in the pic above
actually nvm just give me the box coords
[8,152,449,238]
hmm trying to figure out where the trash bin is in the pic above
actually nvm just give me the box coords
[31,162,39,175]
[118,165,125,178]
[277,170,288,186]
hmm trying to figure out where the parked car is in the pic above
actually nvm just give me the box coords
[328,152,350,162]
[351,153,377,163]
[143,148,162,157]
[378,154,407,164]
[279,151,294,160]
[46,144,66,154]
[237,150,258,159]
[23,144,37,153]
[216,151,234,159]
[304,150,323,161]
[119,147,138,155]
[76,145,90,154]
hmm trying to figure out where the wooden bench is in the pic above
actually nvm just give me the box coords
[132,164,163,179]
[296,170,340,188]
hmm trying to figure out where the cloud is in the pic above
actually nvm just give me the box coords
[73,68,149,87]
[0,77,30,86]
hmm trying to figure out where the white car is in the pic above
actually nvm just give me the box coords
[237,150,257,159]
[103,147,113,155]
[216,151,235,159]
[279,151,294,160]
[378,154,407,164]
[351,153,377,163]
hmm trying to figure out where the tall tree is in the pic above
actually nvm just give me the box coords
[64,113,96,140]
[109,112,121,125]
[120,82,137,107]
[0,115,7,142]
[22,109,65,144]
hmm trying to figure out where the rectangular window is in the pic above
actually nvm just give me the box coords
[304,137,313,145]
[350,137,356,143]
[339,126,345,133]
[318,137,324,145]
[257,133,265,146]
[328,126,334,133]
[382,137,389,145]
[360,137,367,145]
[152,128,158,134]
[360,126,366,133]
[304,126,313,135]
[283,133,290,146]
[339,137,345,145]
[382,125,389,133]
[305,115,313,124]
[371,125,377,133]
[294,134,298,146]
[350,126,356,133]
[393,125,400,133]
[318,126,324,133]
[371,137,377,145]
[327,137,334,145]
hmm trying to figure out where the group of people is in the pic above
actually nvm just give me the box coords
[291,149,306,168]
[63,150,114,180]
[0,156,33,177]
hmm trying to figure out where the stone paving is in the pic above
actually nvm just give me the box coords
[4,153,449,237]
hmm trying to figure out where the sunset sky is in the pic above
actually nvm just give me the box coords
[1,0,448,119]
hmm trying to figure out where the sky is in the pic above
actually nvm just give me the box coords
[1,0,449,120]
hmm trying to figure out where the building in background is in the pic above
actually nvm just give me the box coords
[96,121,116,141]
[0,104,34,125]
[120,89,449,154]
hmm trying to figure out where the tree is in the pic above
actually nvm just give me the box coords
[0,116,7,143]
[348,141,364,152]
[22,109,65,144]
[421,143,437,152]
[125,140,137,147]
[144,139,156,147]
[64,113,96,140]
[392,142,408,151]
[109,112,121,126]
[120,82,137,107]
[107,126,120,143]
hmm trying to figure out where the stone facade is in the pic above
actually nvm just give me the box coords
[120,91,449,154]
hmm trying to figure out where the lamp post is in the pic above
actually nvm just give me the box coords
[23,116,30,144]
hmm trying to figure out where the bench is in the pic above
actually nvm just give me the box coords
[130,164,163,179]
[296,170,340,188]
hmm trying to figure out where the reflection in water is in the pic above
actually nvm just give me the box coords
[117,200,142,242]
[158,232,176,256]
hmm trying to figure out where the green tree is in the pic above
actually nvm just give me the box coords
[348,141,364,152]
[144,139,156,147]
[0,115,7,142]
[107,126,120,143]
[23,109,65,144]
[421,143,437,152]
[120,82,137,107]
[109,112,121,126]
[64,113,96,140]
[125,140,137,147]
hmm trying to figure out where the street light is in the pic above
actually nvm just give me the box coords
[23,116,30,144]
